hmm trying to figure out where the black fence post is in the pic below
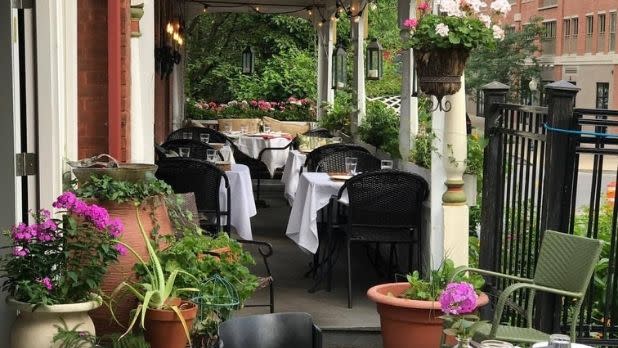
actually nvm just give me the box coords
[536,80,580,332]
[479,82,510,273]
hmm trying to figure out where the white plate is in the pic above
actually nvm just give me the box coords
[329,174,352,181]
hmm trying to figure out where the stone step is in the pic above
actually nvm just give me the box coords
[323,329,383,348]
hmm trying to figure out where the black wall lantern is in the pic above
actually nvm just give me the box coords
[366,38,383,81]
[242,46,255,75]
[332,43,347,89]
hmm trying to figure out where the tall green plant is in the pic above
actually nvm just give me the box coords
[358,101,400,158]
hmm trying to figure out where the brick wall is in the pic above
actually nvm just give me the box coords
[78,0,132,161]
[77,0,108,159]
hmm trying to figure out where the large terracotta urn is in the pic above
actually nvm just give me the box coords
[9,297,101,348]
[90,195,174,335]
[367,282,489,348]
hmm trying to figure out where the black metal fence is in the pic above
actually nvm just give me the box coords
[480,81,618,346]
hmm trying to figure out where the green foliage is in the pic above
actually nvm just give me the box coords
[108,334,150,348]
[319,91,352,135]
[74,176,173,204]
[358,101,400,158]
[53,320,98,348]
[366,57,402,97]
[466,17,544,102]
[402,259,485,301]
[410,130,436,169]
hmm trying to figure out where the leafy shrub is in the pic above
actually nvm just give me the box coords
[358,101,400,158]
[319,91,352,136]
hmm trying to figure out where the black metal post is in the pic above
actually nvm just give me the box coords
[536,80,580,332]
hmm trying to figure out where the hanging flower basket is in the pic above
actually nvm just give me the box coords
[414,46,470,98]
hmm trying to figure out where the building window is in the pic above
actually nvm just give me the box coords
[596,83,609,109]
[542,21,557,55]
[539,0,557,8]
[571,17,579,53]
[563,19,571,54]
[598,13,606,52]
[586,15,594,52]
[610,12,617,51]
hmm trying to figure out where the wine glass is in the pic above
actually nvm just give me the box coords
[381,160,393,170]
[178,147,191,157]
[200,134,210,143]
[548,334,571,348]
[206,149,217,162]
[345,157,358,176]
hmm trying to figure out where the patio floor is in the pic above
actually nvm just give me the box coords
[233,180,384,347]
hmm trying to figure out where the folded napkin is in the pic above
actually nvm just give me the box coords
[261,133,293,141]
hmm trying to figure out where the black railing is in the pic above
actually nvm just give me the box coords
[481,82,618,345]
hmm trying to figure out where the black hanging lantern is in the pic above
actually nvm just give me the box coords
[366,38,383,81]
[241,46,255,75]
[332,43,347,89]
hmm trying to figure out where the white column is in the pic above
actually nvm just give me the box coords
[398,0,419,159]
[130,0,155,164]
[430,102,446,268]
[316,19,336,118]
[441,75,469,267]
[350,1,367,135]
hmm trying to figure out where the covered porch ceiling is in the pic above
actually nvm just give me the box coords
[184,0,355,19]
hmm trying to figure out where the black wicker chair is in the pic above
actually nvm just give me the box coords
[337,170,429,308]
[218,313,322,348]
[304,144,369,172]
[155,158,231,233]
[167,126,229,144]
[303,128,333,138]
[160,139,224,162]
[315,150,381,174]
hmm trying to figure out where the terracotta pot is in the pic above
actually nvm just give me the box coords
[414,47,470,98]
[8,297,101,348]
[90,195,174,335]
[367,282,489,348]
[144,300,198,348]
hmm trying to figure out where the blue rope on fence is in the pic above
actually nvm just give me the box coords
[543,123,618,139]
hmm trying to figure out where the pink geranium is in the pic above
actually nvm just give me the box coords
[417,2,430,11]
[403,18,418,29]
[439,282,478,315]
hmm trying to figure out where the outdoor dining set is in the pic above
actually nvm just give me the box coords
[154,124,430,308]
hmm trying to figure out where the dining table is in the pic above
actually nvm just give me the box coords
[285,172,348,254]
[221,164,257,240]
[225,132,293,176]
[280,150,308,205]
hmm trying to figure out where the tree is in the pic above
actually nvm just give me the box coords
[466,16,545,102]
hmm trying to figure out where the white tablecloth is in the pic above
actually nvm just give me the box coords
[235,135,292,176]
[221,164,257,240]
[285,173,345,254]
[281,150,308,205]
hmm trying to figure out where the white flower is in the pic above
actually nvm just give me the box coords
[439,0,464,17]
[435,23,450,37]
[463,0,487,13]
[490,0,511,15]
[492,24,505,40]
[479,13,492,28]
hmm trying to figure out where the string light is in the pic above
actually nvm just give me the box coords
[173,32,179,41]
[307,7,312,16]
[166,22,173,34]
[178,37,184,46]
[255,6,260,12]
[203,5,209,12]
[369,2,377,11]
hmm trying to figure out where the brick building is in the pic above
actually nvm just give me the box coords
[505,0,618,109]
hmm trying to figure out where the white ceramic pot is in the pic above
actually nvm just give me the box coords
[8,296,102,348]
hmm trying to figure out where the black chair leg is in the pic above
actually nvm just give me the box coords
[346,239,352,309]
[269,281,275,313]
[255,178,269,208]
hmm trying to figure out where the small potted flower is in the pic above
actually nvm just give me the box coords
[439,282,485,347]
[403,0,511,100]
[366,259,489,348]
[1,192,124,348]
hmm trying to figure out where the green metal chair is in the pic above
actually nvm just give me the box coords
[444,230,603,346]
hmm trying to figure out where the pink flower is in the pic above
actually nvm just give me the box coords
[114,243,128,256]
[417,2,430,11]
[53,192,78,209]
[403,18,418,29]
[439,282,478,315]
[12,246,29,257]
[38,277,53,291]
[107,218,124,238]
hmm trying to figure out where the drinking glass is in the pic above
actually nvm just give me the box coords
[480,340,514,348]
[182,132,192,140]
[206,149,217,162]
[200,133,210,143]
[381,160,394,170]
[548,334,571,348]
[264,125,271,134]
[240,126,247,134]
[224,125,232,133]
[178,147,191,158]
[345,157,358,176]
[220,144,231,162]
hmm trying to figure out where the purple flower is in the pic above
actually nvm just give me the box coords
[439,282,478,315]
[12,246,29,257]
[84,204,110,231]
[114,243,128,256]
[37,277,53,291]
[11,223,34,242]
[107,218,124,238]
[53,192,78,209]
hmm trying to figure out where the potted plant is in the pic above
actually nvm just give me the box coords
[366,259,489,348]
[358,101,401,159]
[73,171,175,334]
[403,0,510,100]
[439,281,486,348]
[1,192,124,348]
[111,208,199,348]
